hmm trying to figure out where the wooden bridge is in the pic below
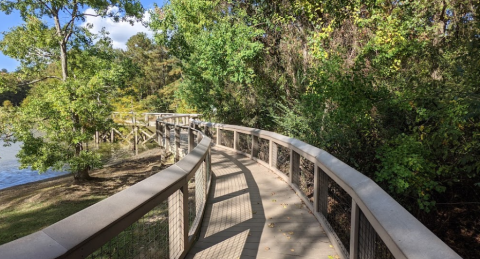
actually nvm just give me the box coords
[0,114,461,259]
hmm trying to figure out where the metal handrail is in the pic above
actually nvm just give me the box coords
[192,120,461,259]
[0,114,211,259]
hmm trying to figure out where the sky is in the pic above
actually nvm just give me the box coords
[0,0,166,72]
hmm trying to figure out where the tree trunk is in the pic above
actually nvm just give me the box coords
[74,167,91,181]
[59,42,68,80]
[52,10,68,81]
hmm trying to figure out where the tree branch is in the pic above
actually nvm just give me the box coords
[63,0,78,43]
[36,0,53,14]
[17,76,62,87]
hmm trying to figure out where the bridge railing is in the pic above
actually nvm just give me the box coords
[0,114,211,259]
[112,112,202,127]
[192,120,461,259]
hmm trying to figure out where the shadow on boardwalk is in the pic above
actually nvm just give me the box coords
[187,148,335,259]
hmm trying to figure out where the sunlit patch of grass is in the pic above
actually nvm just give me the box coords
[0,195,107,245]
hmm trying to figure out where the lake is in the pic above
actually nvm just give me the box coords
[0,140,155,190]
[0,141,68,190]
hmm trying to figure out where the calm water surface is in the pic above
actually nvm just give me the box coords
[0,141,68,190]
[0,141,154,190]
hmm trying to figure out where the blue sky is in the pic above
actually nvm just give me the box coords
[0,0,166,72]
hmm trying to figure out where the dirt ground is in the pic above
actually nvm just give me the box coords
[0,148,170,229]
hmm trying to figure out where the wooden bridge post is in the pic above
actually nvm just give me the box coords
[269,140,277,169]
[217,128,222,146]
[252,135,259,158]
[188,124,194,153]
[195,123,202,143]
[350,200,360,259]
[133,113,138,155]
[165,124,171,153]
[314,164,320,213]
[233,131,238,151]
[203,124,208,138]
[156,121,161,145]
[175,125,181,162]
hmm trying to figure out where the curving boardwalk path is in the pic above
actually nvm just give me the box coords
[186,147,336,259]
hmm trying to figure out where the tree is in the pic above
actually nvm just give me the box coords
[0,1,144,180]
[114,32,181,113]
[150,0,480,213]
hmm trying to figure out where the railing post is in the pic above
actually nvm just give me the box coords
[314,163,320,213]
[252,135,259,158]
[290,149,300,184]
[270,140,277,169]
[133,113,138,155]
[156,121,161,145]
[175,125,181,162]
[203,124,208,138]
[217,128,222,146]
[350,200,360,259]
[234,131,238,151]
[188,124,195,153]
[195,124,203,143]
[165,124,171,153]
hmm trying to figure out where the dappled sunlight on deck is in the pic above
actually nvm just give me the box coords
[187,148,336,259]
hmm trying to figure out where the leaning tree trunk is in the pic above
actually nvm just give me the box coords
[74,166,91,180]
[72,116,91,181]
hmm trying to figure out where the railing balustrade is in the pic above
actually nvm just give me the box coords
[192,120,461,259]
[0,114,210,259]
[0,114,462,259]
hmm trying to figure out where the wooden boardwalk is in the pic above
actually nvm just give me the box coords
[186,147,336,259]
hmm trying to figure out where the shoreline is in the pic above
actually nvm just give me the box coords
[0,146,167,245]
[0,147,163,198]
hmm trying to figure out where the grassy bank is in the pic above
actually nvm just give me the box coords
[0,148,169,245]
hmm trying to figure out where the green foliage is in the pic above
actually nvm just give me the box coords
[113,32,182,113]
[150,0,480,214]
[0,0,145,179]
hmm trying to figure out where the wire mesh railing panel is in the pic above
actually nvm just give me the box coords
[204,127,217,145]
[326,176,352,258]
[300,156,314,204]
[220,129,234,148]
[318,167,329,216]
[88,201,169,259]
[255,137,269,163]
[275,144,290,176]
[238,132,252,154]
[358,210,395,259]
[167,128,174,154]
[168,190,184,259]
[193,130,198,146]
[188,174,196,233]
[188,164,206,236]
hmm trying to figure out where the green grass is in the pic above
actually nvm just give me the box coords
[0,195,106,245]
